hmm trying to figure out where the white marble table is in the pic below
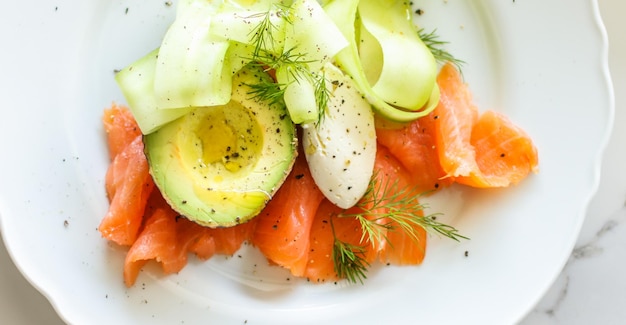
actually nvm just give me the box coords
[1,1,623,324]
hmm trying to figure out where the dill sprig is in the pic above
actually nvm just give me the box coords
[245,47,313,105]
[247,4,291,57]
[254,47,314,79]
[246,80,286,106]
[351,175,468,246]
[244,5,330,124]
[419,28,465,73]
[330,216,370,285]
[332,174,468,284]
[313,71,330,124]
[247,48,330,121]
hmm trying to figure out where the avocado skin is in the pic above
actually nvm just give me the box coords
[144,66,297,228]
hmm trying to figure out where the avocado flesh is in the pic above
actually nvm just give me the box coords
[144,66,297,228]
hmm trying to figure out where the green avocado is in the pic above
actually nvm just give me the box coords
[143,66,297,228]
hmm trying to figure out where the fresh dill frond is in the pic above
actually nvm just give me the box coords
[332,240,369,285]
[330,216,369,285]
[419,28,465,72]
[255,47,314,79]
[329,159,468,285]
[346,174,468,251]
[245,80,286,106]
[313,71,330,125]
[247,4,292,58]
[244,4,332,125]
[248,11,277,58]
[248,46,331,125]
[352,214,390,249]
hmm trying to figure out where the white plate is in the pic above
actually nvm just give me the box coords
[0,0,613,324]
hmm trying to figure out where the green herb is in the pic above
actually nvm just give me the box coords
[246,80,286,106]
[313,71,330,125]
[245,5,330,124]
[332,173,468,284]
[247,5,291,58]
[419,28,465,72]
[352,175,468,246]
[330,216,369,285]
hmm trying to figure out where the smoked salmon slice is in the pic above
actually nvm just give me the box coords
[206,218,257,256]
[304,199,369,283]
[456,110,539,187]
[433,63,480,179]
[376,112,453,192]
[370,145,428,265]
[100,136,154,246]
[303,145,430,282]
[102,104,143,159]
[123,189,257,286]
[433,63,538,187]
[251,150,326,277]
[124,206,186,287]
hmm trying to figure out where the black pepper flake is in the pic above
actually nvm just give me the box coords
[464,250,469,257]
[63,220,69,227]
[415,8,424,15]
[434,183,440,189]
[295,173,305,179]
[500,153,506,158]
[125,7,129,14]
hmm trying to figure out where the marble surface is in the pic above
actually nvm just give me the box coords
[1,1,623,324]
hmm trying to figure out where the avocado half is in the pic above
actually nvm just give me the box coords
[143,66,297,228]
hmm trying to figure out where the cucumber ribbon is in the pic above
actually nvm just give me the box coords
[115,0,441,135]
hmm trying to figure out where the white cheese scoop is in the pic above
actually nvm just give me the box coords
[302,62,377,209]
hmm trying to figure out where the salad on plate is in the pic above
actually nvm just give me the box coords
[2,0,615,324]
[99,0,538,287]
